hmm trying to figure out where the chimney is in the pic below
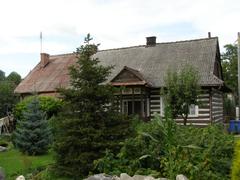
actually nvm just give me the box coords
[208,32,211,38]
[146,36,157,46]
[40,53,50,68]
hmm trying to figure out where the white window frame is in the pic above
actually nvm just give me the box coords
[160,96,164,117]
[188,104,199,117]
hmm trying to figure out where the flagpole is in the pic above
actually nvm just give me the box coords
[40,32,42,53]
[238,32,240,120]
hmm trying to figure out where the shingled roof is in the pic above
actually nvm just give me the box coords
[15,37,224,94]
[14,53,77,94]
[95,37,223,87]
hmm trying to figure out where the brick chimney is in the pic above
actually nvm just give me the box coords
[208,32,211,38]
[146,36,157,46]
[40,53,50,68]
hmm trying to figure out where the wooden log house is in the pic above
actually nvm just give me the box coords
[15,35,230,126]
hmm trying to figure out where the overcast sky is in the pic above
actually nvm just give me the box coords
[0,0,239,77]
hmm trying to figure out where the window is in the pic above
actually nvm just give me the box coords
[160,96,164,116]
[122,88,132,94]
[189,104,198,116]
[123,100,142,116]
[134,88,141,94]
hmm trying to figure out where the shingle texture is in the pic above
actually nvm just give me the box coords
[14,53,77,94]
[15,37,223,94]
[95,37,223,87]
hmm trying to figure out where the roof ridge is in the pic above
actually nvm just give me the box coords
[48,37,218,56]
[51,53,75,57]
[98,37,218,52]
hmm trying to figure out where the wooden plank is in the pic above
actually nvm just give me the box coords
[151,105,160,109]
[150,99,160,103]
[150,94,160,97]
[175,120,211,124]
[176,117,210,120]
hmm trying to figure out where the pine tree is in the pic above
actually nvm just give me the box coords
[13,97,50,155]
[53,34,131,178]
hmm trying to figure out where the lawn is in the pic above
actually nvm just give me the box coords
[0,148,54,179]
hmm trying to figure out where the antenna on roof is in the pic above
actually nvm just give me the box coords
[40,31,43,53]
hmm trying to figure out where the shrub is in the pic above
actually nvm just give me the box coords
[231,140,240,180]
[95,112,234,179]
[0,140,8,147]
[14,96,63,120]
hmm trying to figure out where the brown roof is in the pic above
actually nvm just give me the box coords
[14,53,77,94]
[15,37,224,94]
[110,66,152,87]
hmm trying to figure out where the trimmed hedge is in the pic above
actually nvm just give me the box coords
[231,140,240,180]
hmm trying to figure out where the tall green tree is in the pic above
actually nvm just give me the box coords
[0,81,17,117]
[164,65,200,125]
[0,71,21,117]
[221,44,238,102]
[53,34,130,178]
[7,71,21,85]
[0,70,5,81]
[13,97,51,155]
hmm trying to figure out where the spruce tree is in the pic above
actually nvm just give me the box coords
[13,97,50,155]
[53,34,130,178]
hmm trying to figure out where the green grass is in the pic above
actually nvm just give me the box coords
[0,147,54,179]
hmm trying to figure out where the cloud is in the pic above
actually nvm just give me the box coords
[0,0,240,76]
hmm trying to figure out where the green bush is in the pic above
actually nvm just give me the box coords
[0,140,8,147]
[14,96,63,120]
[231,140,240,180]
[0,134,11,147]
[95,112,234,180]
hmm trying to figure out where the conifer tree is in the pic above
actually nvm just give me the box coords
[53,34,130,178]
[13,97,50,155]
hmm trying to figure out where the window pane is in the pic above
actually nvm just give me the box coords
[189,104,195,115]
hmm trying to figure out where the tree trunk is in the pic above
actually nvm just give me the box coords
[182,114,188,126]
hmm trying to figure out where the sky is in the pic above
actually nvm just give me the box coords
[0,0,240,78]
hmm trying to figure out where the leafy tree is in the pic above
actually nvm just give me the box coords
[0,70,5,81]
[0,70,21,117]
[13,97,51,155]
[221,44,238,103]
[53,34,130,178]
[7,71,21,85]
[0,81,18,117]
[163,65,200,125]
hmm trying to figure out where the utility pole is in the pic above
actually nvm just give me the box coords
[238,32,240,120]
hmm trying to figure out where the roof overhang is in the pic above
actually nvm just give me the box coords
[110,66,152,87]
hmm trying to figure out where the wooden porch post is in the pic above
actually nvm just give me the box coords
[140,87,144,118]
[120,89,123,113]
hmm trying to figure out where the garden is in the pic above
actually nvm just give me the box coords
[0,35,240,179]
